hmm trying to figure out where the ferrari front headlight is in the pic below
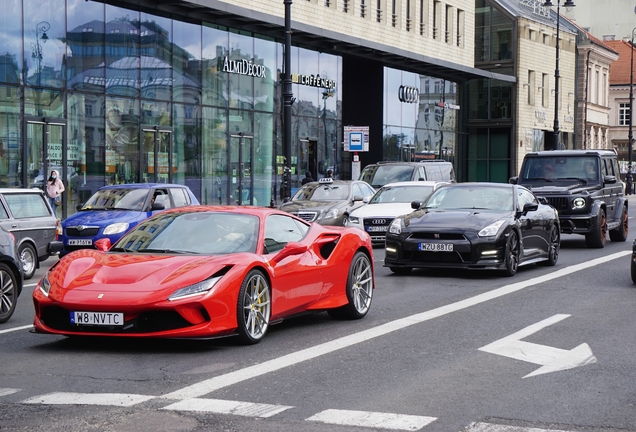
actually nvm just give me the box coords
[103,222,130,235]
[478,219,506,237]
[168,276,222,301]
[39,274,51,297]
[389,218,403,235]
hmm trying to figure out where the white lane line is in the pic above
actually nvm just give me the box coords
[162,250,630,400]
[0,324,33,335]
[24,282,38,288]
[0,388,21,397]
[465,422,572,432]
[163,398,292,418]
[307,409,436,431]
[22,392,154,406]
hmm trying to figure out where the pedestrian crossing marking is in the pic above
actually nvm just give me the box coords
[465,422,573,432]
[306,408,437,431]
[163,398,292,418]
[0,388,20,397]
[21,392,154,407]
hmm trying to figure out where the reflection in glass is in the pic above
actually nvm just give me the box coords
[173,103,201,195]
[0,0,23,84]
[202,24,228,107]
[254,112,273,207]
[67,0,105,92]
[140,11,172,100]
[0,87,20,187]
[24,0,66,88]
[173,20,201,104]
[106,97,139,184]
[202,107,227,205]
[105,5,140,97]
[24,88,63,117]
[228,31,253,110]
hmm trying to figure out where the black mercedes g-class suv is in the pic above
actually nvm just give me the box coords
[510,150,627,248]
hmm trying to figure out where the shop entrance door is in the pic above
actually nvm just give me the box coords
[142,127,173,183]
[299,138,318,182]
[24,118,67,214]
[230,132,255,206]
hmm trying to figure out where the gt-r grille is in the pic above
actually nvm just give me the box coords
[406,250,470,263]
[66,227,100,237]
[546,197,570,211]
[296,211,317,222]
[409,232,466,240]
[40,306,196,333]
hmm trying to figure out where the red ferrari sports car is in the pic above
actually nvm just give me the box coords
[32,206,374,344]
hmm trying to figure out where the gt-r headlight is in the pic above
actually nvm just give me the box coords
[320,208,340,220]
[39,274,51,297]
[103,222,130,235]
[168,276,222,301]
[572,197,586,209]
[389,218,403,235]
[478,219,506,237]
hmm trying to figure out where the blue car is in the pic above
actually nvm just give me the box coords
[58,183,199,257]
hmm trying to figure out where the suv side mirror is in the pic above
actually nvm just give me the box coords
[411,201,422,210]
[604,175,617,184]
[509,176,518,185]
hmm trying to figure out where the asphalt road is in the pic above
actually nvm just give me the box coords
[1,224,636,432]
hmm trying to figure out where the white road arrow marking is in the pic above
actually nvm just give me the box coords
[479,314,597,378]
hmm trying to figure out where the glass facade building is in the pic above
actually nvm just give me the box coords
[0,0,461,218]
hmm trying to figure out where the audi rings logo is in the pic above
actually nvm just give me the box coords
[398,85,419,104]
[372,219,387,225]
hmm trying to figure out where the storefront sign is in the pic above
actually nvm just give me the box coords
[535,111,547,120]
[222,56,266,78]
[436,101,460,110]
[519,0,551,18]
[291,73,336,90]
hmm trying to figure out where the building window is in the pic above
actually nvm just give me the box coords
[528,29,535,41]
[361,0,366,17]
[433,0,440,40]
[343,0,349,12]
[619,103,631,126]
[456,9,464,47]
[391,0,398,27]
[445,5,452,44]
[419,0,426,35]
[376,0,382,23]
[542,73,549,108]
[528,70,535,105]
[406,0,411,31]
[543,33,550,45]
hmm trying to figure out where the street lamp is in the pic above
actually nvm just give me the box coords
[30,21,50,87]
[281,0,294,201]
[627,27,636,195]
[543,0,575,151]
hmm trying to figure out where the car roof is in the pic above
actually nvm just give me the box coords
[382,181,446,188]
[525,150,617,157]
[440,182,513,189]
[97,183,191,190]
[0,188,45,194]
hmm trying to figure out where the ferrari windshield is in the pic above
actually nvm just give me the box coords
[81,188,151,211]
[369,185,434,204]
[114,211,260,254]
[292,183,350,201]
[425,186,514,211]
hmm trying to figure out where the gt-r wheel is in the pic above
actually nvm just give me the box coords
[586,208,606,248]
[389,267,412,275]
[503,231,519,277]
[538,224,560,267]
[19,243,37,280]
[0,263,18,324]
[328,251,373,320]
[609,206,628,242]
[237,270,271,345]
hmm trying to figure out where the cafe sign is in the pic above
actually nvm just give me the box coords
[291,73,336,90]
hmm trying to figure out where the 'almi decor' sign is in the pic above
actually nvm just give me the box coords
[222,56,267,78]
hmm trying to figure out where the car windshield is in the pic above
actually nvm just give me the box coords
[81,188,151,211]
[425,186,514,211]
[360,165,414,188]
[114,211,260,254]
[520,156,599,183]
[292,183,350,201]
[369,185,434,204]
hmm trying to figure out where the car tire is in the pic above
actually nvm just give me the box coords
[503,231,519,277]
[341,214,349,227]
[585,208,607,248]
[236,269,271,345]
[632,255,636,284]
[328,251,373,320]
[19,243,37,280]
[0,263,18,324]
[538,224,560,267]
[609,206,628,242]
[389,266,412,275]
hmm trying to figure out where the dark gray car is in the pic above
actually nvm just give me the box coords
[0,226,23,323]
[0,189,63,279]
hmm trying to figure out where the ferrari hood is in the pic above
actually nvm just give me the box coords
[62,210,150,227]
[51,252,235,294]
[404,209,505,230]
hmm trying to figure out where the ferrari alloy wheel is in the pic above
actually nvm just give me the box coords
[237,270,271,345]
[0,263,18,324]
[19,243,37,280]
[503,231,519,277]
[539,224,560,267]
[328,251,373,319]
[586,208,607,248]
[609,207,628,242]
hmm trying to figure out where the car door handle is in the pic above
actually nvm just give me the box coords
[11,224,17,228]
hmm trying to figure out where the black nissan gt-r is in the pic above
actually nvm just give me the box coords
[384,182,560,277]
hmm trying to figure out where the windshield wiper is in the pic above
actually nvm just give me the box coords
[526,177,553,182]
[140,248,190,254]
[558,177,588,185]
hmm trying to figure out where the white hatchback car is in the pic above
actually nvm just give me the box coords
[347,181,450,244]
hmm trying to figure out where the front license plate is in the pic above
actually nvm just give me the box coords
[367,226,388,232]
[71,311,124,326]
[419,242,453,252]
[68,239,93,246]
